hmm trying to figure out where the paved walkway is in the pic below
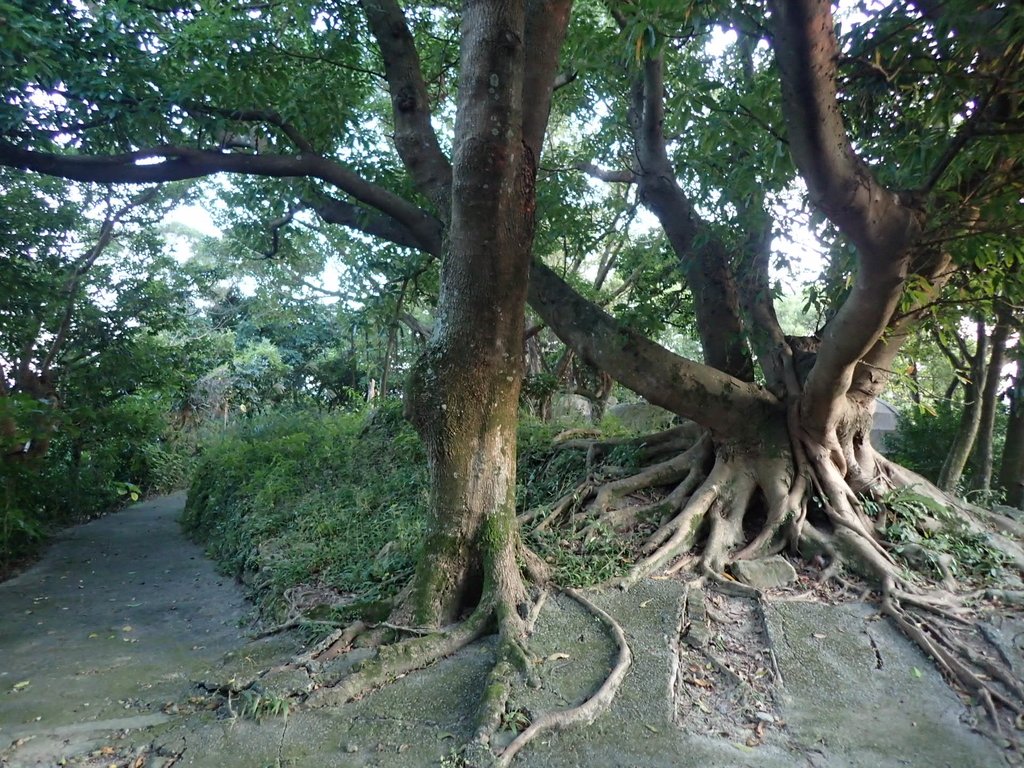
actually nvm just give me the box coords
[0,495,1013,767]
[0,494,249,766]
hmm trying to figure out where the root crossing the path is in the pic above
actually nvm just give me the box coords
[517,420,1024,746]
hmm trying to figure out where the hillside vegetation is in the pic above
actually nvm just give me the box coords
[183,405,634,630]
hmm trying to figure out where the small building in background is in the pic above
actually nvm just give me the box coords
[871,399,900,453]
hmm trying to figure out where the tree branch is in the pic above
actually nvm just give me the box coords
[42,187,162,374]
[850,250,956,402]
[307,192,442,254]
[576,161,636,184]
[769,0,921,260]
[360,0,453,216]
[0,143,442,254]
[918,43,1023,195]
[522,0,574,159]
[188,106,318,153]
[730,34,789,397]
[528,259,781,442]
[770,0,924,440]
[629,55,753,381]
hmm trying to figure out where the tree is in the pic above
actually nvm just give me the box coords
[1000,351,1024,507]
[0,173,185,462]
[0,172,209,567]
[4,0,1024,753]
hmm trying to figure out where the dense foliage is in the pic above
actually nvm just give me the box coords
[182,405,654,625]
[184,405,428,624]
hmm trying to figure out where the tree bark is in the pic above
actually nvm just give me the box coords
[402,0,570,626]
[769,0,922,445]
[528,260,781,443]
[629,56,753,381]
[999,356,1024,507]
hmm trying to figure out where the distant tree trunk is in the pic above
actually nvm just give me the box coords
[378,279,408,401]
[909,362,921,406]
[938,320,988,492]
[1000,357,1024,507]
[522,334,552,421]
[971,307,1012,492]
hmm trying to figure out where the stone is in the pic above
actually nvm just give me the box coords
[550,394,594,423]
[993,504,1024,522]
[605,402,676,433]
[730,556,797,590]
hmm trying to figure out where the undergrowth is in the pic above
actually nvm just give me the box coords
[184,403,427,625]
[865,485,1007,582]
[185,409,634,628]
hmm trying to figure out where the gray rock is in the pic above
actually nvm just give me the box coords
[993,503,1024,522]
[731,556,797,590]
[605,402,676,433]
[551,393,594,423]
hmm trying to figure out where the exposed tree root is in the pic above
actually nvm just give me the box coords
[519,419,1024,745]
[486,588,632,768]
[880,584,1023,741]
[251,569,634,766]
[240,419,1024,761]
[522,425,709,536]
[303,600,494,709]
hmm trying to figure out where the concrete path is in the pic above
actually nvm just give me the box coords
[0,495,1014,767]
[0,494,250,767]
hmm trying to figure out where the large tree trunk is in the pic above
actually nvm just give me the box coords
[403,2,530,627]
[401,0,570,628]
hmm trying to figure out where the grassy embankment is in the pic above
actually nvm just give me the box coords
[183,404,632,631]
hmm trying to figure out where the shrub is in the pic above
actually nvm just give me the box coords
[183,403,428,623]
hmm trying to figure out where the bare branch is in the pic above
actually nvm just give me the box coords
[553,71,577,91]
[851,250,956,402]
[0,143,442,253]
[769,0,921,260]
[307,192,442,254]
[770,0,926,440]
[399,312,432,342]
[522,0,574,159]
[259,202,305,259]
[528,259,781,442]
[629,55,753,381]
[188,106,317,153]
[576,161,636,184]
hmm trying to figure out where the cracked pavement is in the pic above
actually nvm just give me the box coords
[0,495,1013,767]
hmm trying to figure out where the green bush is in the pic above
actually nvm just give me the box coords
[887,402,1007,493]
[1,392,194,573]
[183,403,429,622]
[184,408,635,625]
[885,404,962,484]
